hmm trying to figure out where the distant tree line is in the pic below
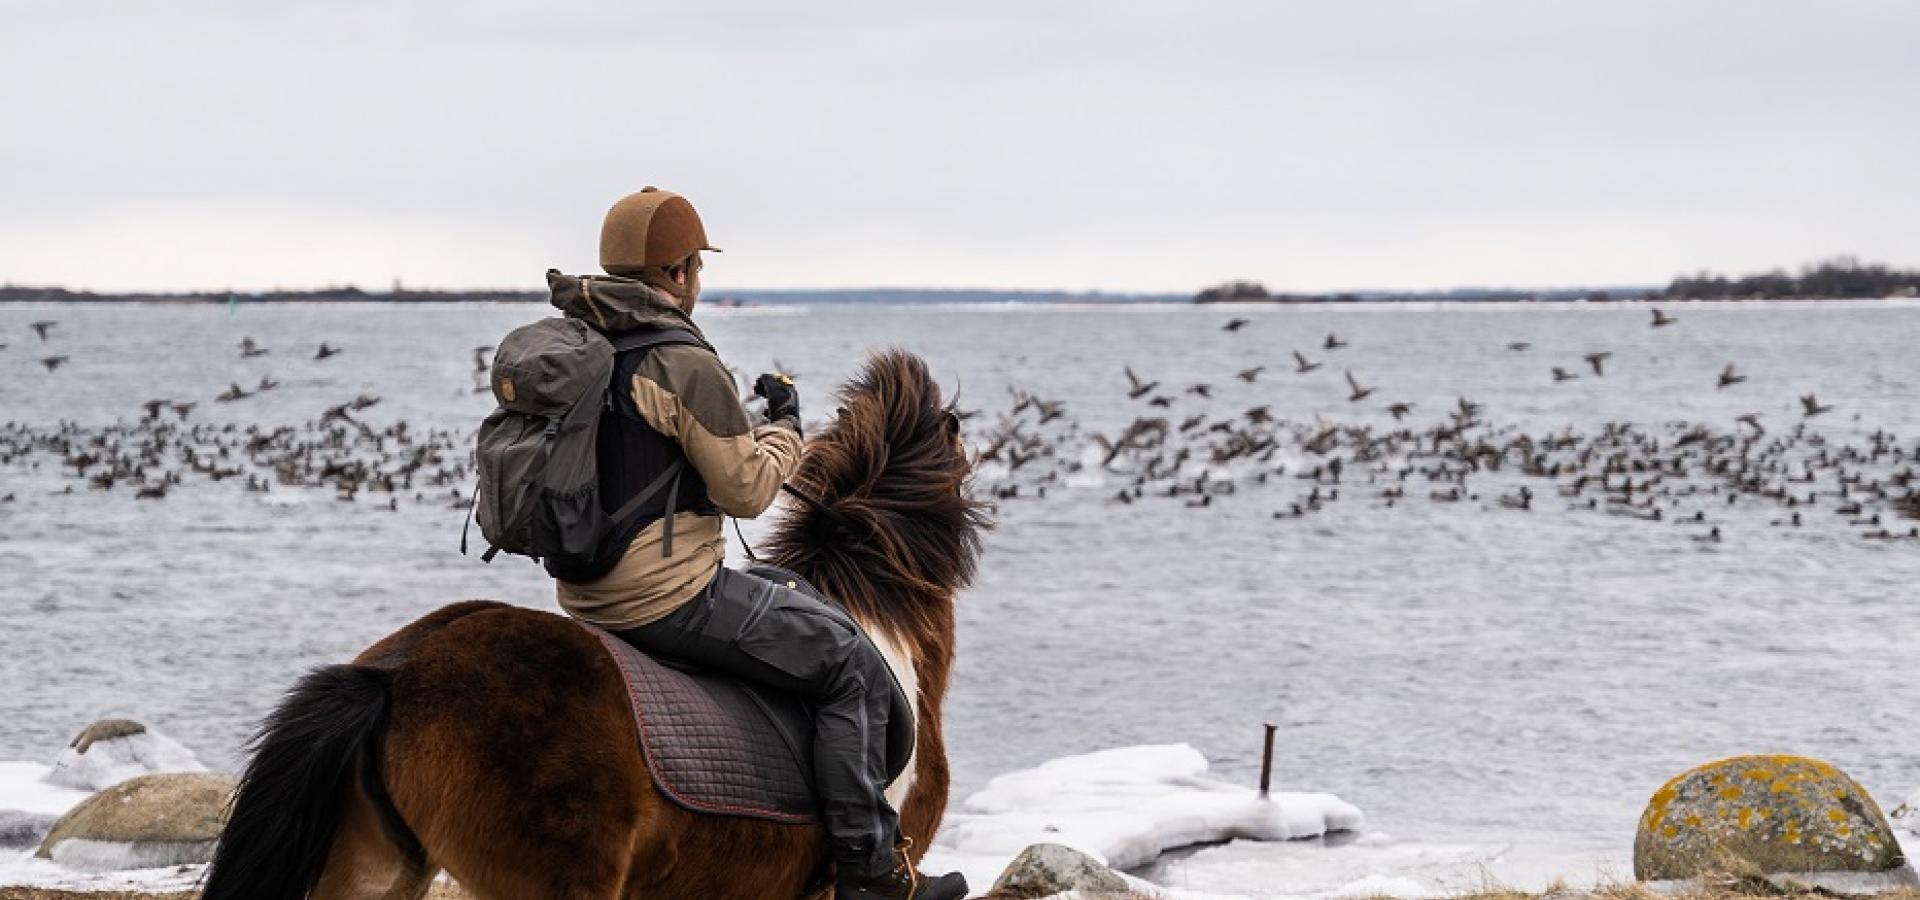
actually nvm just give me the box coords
[0,284,544,303]
[1665,257,1920,300]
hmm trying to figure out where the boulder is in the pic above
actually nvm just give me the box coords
[36,771,235,869]
[1635,755,1907,882]
[990,843,1132,897]
[43,718,205,791]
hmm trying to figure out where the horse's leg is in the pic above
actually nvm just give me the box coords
[310,781,437,900]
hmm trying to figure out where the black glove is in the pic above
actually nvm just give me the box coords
[754,373,800,424]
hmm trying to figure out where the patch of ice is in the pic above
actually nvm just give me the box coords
[0,762,94,816]
[1146,835,1632,900]
[48,838,217,872]
[1329,874,1436,899]
[929,744,1362,880]
[0,849,206,892]
[43,729,205,791]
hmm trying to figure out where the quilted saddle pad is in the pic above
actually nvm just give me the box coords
[587,624,822,824]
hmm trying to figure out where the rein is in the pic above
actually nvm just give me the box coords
[732,483,857,563]
[782,482,854,528]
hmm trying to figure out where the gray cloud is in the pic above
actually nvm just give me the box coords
[2,1,1915,292]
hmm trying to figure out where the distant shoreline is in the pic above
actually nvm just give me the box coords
[2,292,1915,306]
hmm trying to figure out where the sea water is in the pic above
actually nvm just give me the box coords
[0,300,1915,892]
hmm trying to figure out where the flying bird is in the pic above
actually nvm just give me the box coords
[1651,308,1677,327]
[1345,371,1374,402]
[315,343,343,360]
[30,321,56,341]
[39,355,68,372]
[216,383,252,402]
[1292,351,1321,374]
[239,337,270,358]
[1388,402,1414,421]
[1583,352,1612,376]
[1236,366,1264,383]
[1223,318,1250,332]
[1800,394,1832,417]
[1736,413,1764,435]
[1124,366,1159,399]
[1507,342,1531,351]
[1717,364,1746,388]
[1552,367,1580,383]
[1323,333,1348,350]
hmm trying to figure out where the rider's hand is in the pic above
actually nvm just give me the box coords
[753,373,800,425]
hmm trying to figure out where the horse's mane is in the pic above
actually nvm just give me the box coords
[764,350,990,642]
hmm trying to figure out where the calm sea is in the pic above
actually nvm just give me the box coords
[1,299,1915,863]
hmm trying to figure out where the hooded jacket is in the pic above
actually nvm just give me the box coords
[546,270,804,629]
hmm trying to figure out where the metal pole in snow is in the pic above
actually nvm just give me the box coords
[1258,722,1277,797]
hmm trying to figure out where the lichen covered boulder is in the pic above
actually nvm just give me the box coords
[36,771,235,869]
[1635,755,1904,880]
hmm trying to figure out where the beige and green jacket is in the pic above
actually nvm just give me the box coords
[546,271,803,630]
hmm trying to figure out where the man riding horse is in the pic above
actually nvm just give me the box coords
[551,187,967,900]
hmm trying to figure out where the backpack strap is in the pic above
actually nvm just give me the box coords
[608,326,705,355]
[608,457,686,532]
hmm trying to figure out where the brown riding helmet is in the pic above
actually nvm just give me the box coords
[599,186,721,275]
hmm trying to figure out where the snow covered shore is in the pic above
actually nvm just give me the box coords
[18,738,1911,900]
[925,743,1363,892]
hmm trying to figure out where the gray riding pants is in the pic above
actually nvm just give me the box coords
[615,566,902,878]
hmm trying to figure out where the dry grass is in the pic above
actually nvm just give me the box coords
[3,883,1916,900]
[0,887,476,900]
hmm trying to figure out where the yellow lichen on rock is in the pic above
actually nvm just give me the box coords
[1635,756,1905,881]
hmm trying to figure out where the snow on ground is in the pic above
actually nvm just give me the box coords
[923,744,1363,893]
[0,727,220,890]
[0,760,207,890]
[0,763,93,818]
[1143,834,1633,900]
[0,852,206,892]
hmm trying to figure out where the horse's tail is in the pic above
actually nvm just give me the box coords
[202,664,412,900]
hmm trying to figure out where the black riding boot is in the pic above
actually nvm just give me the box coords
[835,839,968,900]
[616,566,964,892]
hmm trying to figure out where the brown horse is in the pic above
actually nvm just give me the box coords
[202,350,988,900]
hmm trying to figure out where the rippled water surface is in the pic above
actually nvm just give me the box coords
[1,300,1915,862]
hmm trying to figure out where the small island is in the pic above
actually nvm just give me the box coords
[1194,257,1920,304]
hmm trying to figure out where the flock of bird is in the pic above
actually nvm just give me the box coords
[4,309,1916,547]
[2,323,472,508]
[965,308,1920,545]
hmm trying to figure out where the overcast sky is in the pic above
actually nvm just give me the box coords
[2,1,1915,293]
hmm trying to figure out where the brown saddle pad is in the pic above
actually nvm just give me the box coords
[586,624,822,824]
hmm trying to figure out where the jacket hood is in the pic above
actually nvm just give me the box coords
[546,269,710,342]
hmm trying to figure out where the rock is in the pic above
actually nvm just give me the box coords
[70,718,146,753]
[36,772,236,869]
[42,718,205,791]
[990,843,1131,897]
[1635,755,1906,881]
